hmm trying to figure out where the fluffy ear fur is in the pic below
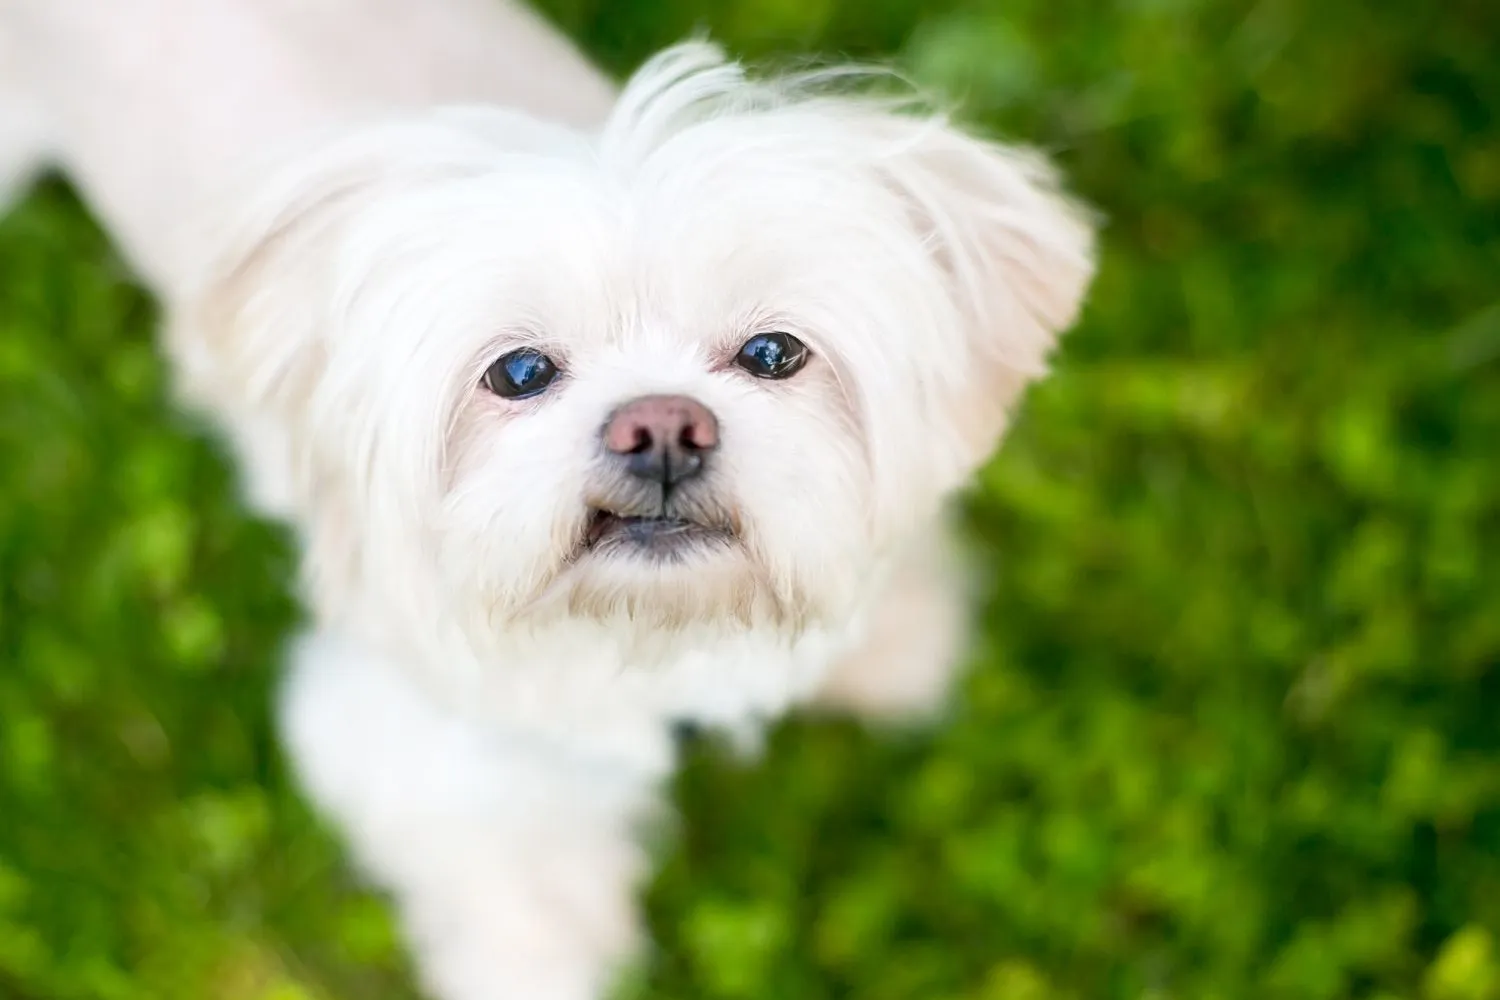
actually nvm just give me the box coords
[163,147,366,606]
[867,117,1096,472]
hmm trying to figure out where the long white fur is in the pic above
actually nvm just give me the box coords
[0,3,1095,998]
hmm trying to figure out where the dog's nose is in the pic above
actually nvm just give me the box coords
[603,394,719,486]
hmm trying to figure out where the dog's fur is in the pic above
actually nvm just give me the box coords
[1,2,1095,998]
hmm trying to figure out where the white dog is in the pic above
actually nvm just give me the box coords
[1,2,1094,997]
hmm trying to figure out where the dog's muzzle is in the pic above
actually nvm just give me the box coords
[583,394,734,560]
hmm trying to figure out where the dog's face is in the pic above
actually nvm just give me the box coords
[183,44,1093,653]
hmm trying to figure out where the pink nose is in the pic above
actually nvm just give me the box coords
[603,394,719,486]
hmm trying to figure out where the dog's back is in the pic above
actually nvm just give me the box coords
[0,0,614,295]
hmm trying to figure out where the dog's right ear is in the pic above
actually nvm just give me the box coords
[167,138,407,528]
[167,110,572,519]
[164,149,351,519]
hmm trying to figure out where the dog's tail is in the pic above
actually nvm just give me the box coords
[0,29,52,212]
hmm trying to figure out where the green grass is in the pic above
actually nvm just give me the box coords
[2,1,1498,998]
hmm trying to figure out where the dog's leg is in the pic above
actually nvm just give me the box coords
[279,631,654,1000]
[811,536,971,722]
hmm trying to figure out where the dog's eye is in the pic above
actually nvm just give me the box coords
[483,348,560,399]
[735,332,809,380]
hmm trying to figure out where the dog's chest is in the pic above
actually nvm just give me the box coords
[457,623,854,771]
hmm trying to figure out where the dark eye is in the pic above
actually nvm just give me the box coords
[735,332,810,380]
[482,348,560,399]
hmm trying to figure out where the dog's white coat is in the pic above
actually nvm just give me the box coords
[1,3,1095,998]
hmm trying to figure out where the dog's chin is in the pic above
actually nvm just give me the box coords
[507,510,783,631]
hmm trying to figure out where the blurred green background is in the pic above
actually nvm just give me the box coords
[1,1,1497,998]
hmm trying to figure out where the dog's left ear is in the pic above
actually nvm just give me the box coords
[868,115,1097,474]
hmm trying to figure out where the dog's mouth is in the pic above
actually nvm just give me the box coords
[583,509,733,559]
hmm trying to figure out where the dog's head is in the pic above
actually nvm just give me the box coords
[178,43,1094,655]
